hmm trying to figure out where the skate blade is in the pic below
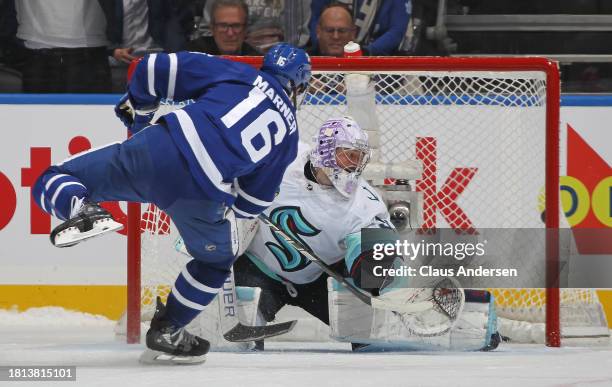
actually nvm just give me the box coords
[139,349,207,365]
[54,219,124,247]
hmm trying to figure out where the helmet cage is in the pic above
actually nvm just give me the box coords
[310,117,371,198]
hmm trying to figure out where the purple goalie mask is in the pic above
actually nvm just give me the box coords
[310,116,371,198]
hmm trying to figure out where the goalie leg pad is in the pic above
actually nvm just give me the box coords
[328,279,497,351]
[233,254,291,322]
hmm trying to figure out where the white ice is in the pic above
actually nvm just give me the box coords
[1,308,612,387]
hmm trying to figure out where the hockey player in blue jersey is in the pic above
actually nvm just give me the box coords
[31,43,311,364]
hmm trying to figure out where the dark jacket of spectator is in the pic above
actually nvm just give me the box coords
[305,46,324,56]
[0,0,17,45]
[98,0,194,53]
[186,35,259,55]
[309,0,411,55]
[0,0,18,62]
[0,0,21,91]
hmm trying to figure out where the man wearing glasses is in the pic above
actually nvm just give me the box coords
[309,0,411,55]
[306,4,356,95]
[187,0,259,55]
[308,3,356,57]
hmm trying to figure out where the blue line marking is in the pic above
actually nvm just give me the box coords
[0,94,123,105]
[1,93,612,106]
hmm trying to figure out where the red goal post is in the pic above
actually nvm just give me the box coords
[125,56,562,346]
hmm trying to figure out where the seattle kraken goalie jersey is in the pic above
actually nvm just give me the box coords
[245,142,393,284]
[128,52,299,218]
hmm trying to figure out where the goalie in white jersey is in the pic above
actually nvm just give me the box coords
[233,116,501,351]
[234,116,396,346]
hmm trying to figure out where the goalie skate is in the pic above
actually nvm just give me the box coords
[141,297,210,365]
[51,202,123,247]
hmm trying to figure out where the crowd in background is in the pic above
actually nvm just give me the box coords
[0,0,610,93]
[0,0,413,93]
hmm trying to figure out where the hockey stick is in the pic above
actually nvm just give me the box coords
[258,213,458,315]
[173,236,297,342]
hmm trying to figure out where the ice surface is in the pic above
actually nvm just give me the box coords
[1,308,611,387]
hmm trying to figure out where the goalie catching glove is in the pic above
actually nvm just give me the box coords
[114,93,158,134]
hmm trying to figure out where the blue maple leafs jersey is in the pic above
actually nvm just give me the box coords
[128,52,299,218]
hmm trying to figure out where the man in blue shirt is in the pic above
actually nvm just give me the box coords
[309,0,411,55]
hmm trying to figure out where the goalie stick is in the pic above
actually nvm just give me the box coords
[224,320,297,342]
[258,213,464,322]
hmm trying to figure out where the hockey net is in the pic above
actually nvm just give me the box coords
[125,56,608,347]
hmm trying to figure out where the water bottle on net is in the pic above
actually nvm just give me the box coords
[343,42,381,162]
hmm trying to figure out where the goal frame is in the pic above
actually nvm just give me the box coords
[125,56,561,346]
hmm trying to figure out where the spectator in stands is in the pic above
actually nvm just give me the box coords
[195,1,312,47]
[305,3,357,95]
[14,0,111,93]
[0,0,21,92]
[101,0,194,92]
[187,0,259,55]
[308,2,356,56]
[283,1,312,48]
[246,17,285,54]
[309,0,411,55]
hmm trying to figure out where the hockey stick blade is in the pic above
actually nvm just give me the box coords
[223,320,297,342]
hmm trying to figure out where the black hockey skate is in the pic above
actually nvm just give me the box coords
[140,297,210,365]
[50,200,123,247]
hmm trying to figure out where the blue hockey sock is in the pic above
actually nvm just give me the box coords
[33,170,88,221]
[164,260,231,327]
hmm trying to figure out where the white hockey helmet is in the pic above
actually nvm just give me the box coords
[310,116,371,198]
